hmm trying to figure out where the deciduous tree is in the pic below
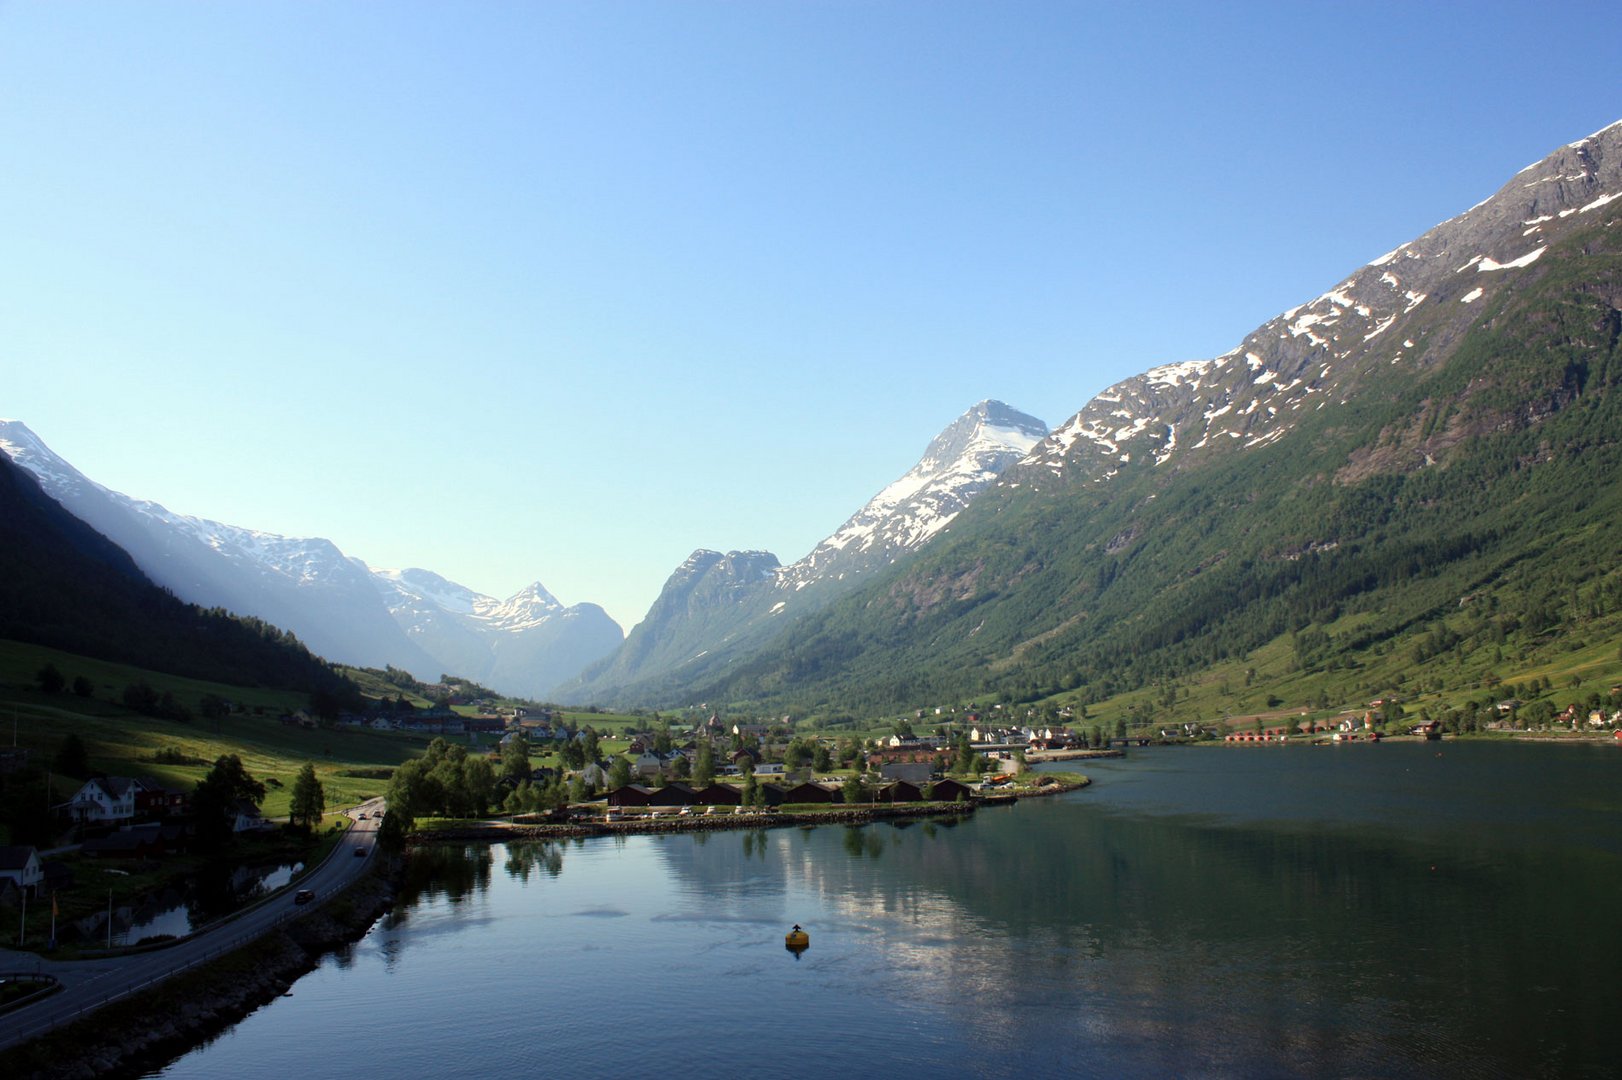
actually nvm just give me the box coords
[193,754,266,852]
[289,762,326,831]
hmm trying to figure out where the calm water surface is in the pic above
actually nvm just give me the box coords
[150,742,1622,1078]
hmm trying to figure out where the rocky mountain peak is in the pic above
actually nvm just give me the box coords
[779,400,1046,589]
[0,419,93,497]
[1023,117,1622,487]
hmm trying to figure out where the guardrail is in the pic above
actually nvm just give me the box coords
[0,805,384,1053]
[0,974,59,1017]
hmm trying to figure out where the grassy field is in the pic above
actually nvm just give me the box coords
[1,640,437,824]
[1016,610,1622,740]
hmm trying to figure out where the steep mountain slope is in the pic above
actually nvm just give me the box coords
[0,423,622,694]
[781,400,1049,590]
[0,421,441,674]
[687,120,1622,714]
[0,453,352,694]
[370,569,622,699]
[560,401,1045,704]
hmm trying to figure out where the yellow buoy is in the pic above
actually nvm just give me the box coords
[785,924,809,951]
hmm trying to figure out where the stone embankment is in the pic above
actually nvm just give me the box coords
[0,871,399,1080]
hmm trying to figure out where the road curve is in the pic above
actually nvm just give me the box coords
[0,798,386,1053]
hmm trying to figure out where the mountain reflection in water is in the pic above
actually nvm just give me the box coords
[151,744,1622,1079]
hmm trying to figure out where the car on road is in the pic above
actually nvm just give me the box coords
[294,889,315,904]
[354,846,367,857]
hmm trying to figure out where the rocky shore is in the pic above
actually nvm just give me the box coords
[0,870,399,1080]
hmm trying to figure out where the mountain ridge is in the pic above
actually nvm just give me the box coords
[0,421,622,698]
[669,118,1622,716]
[0,451,353,695]
[558,399,1046,704]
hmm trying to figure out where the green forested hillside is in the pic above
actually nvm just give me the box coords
[685,222,1622,723]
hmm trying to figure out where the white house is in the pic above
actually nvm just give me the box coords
[232,799,273,833]
[66,777,148,823]
[0,845,43,897]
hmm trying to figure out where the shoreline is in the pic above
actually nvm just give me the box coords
[0,871,399,1080]
[0,781,1090,1076]
[413,779,1090,843]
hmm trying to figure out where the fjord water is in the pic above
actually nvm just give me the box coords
[150,743,1621,1078]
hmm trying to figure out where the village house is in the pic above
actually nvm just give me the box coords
[880,762,933,785]
[232,799,273,833]
[928,778,974,802]
[633,750,667,779]
[783,781,838,804]
[0,845,43,898]
[65,776,149,824]
[876,780,925,803]
[465,716,506,737]
[134,786,189,819]
[691,782,741,805]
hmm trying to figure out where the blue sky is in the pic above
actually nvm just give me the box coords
[4,1,1620,631]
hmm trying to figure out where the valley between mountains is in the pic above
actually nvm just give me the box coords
[6,119,1622,729]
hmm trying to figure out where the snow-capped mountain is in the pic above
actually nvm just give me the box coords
[370,568,622,699]
[0,419,434,673]
[559,400,1046,704]
[670,117,1622,713]
[0,420,622,694]
[1020,119,1622,487]
[778,400,1047,593]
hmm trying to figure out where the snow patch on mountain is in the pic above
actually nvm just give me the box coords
[1025,117,1622,486]
[778,401,1046,590]
[0,419,620,696]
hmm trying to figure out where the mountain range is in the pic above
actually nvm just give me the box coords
[0,396,1044,703]
[0,420,622,698]
[0,451,350,695]
[662,119,1622,715]
[558,400,1047,704]
[6,118,1620,719]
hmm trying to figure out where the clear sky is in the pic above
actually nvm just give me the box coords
[3,1,1620,631]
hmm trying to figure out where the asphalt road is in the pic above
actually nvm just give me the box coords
[0,798,385,1053]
